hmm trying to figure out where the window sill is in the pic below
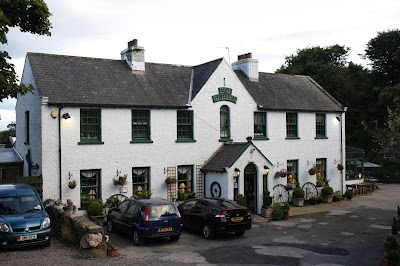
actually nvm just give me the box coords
[285,137,300,140]
[315,136,328,139]
[176,139,196,143]
[130,140,153,144]
[78,141,105,145]
[219,138,233,142]
[253,136,269,141]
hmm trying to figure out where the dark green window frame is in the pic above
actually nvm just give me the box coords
[316,158,327,183]
[316,113,327,139]
[24,111,30,144]
[287,160,298,188]
[131,110,152,143]
[79,109,103,144]
[177,165,193,193]
[286,113,299,139]
[176,110,195,142]
[80,169,101,209]
[254,112,268,140]
[132,167,150,191]
[220,105,232,141]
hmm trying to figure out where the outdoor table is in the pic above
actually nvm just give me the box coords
[356,183,366,195]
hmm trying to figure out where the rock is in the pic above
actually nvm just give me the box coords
[80,233,103,249]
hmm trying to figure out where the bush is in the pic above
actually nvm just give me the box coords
[292,187,305,198]
[385,250,400,263]
[87,200,103,216]
[271,208,283,220]
[235,194,246,206]
[384,235,399,252]
[345,190,353,200]
[392,217,399,235]
[321,186,333,196]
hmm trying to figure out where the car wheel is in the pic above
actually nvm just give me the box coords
[133,230,143,246]
[235,230,245,237]
[107,219,114,233]
[202,224,215,240]
[170,234,180,241]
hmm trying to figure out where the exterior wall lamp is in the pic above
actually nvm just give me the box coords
[62,113,71,119]
[263,165,269,175]
[336,116,341,122]
[50,110,59,118]
[234,168,241,177]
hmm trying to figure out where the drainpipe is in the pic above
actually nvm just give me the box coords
[58,107,63,200]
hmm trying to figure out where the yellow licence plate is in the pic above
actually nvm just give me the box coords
[231,217,243,222]
[157,227,173,232]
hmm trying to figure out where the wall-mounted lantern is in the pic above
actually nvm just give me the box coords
[62,113,71,119]
[234,168,241,177]
[51,110,59,118]
[263,165,269,175]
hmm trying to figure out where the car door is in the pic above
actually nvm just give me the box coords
[110,200,131,231]
[179,200,196,229]
[121,201,139,233]
[190,200,208,231]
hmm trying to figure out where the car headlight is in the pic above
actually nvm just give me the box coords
[0,223,10,232]
[42,218,50,229]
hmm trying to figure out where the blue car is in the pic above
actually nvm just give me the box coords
[0,184,51,248]
[107,197,182,246]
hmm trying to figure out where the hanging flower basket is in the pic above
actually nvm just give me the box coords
[308,167,316,175]
[279,169,287,178]
[165,177,177,185]
[113,174,127,186]
[68,180,77,189]
[337,163,344,171]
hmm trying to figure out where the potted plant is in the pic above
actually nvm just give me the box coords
[261,190,272,217]
[308,167,316,175]
[106,241,118,257]
[337,163,344,171]
[321,186,334,203]
[87,199,105,226]
[68,179,77,189]
[113,174,127,186]
[345,190,353,200]
[235,194,246,207]
[333,191,342,202]
[292,187,305,207]
[271,202,283,221]
[382,250,400,266]
[281,202,290,220]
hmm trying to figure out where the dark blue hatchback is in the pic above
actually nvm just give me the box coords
[0,184,51,248]
[107,197,182,246]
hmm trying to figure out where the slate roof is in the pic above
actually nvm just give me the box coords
[27,53,193,108]
[202,142,251,172]
[235,71,344,112]
[0,148,23,164]
[191,58,223,100]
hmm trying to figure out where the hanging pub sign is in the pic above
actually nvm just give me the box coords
[212,87,237,103]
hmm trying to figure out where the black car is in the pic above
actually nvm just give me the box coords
[106,197,182,246]
[177,197,252,239]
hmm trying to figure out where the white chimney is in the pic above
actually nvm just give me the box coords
[120,39,145,72]
[231,52,259,81]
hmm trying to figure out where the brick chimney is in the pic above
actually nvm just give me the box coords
[231,52,259,81]
[120,39,145,72]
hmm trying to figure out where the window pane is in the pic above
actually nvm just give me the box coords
[177,111,193,139]
[177,165,192,191]
[80,170,100,208]
[287,160,298,188]
[220,106,230,138]
[132,110,150,139]
[132,167,149,191]
[81,109,101,141]
[316,113,326,137]
[254,112,266,137]
[286,113,297,137]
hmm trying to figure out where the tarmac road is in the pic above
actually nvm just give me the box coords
[1,183,399,266]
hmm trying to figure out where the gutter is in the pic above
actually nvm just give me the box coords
[58,107,63,200]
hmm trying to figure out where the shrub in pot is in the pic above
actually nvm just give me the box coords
[384,250,400,264]
[345,190,353,200]
[292,187,305,207]
[87,200,103,216]
[321,186,334,203]
[271,208,283,221]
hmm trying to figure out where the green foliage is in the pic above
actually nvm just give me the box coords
[234,194,246,206]
[132,190,152,199]
[0,122,15,144]
[384,235,399,252]
[385,250,400,263]
[87,200,103,216]
[272,202,290,214]
[106,241,118,250]
[177,190,195,201]
[321,186,333,196]
[271,208,283,220]
[344,190,353,200]
[0,0,52,101]
[392,217,398,235]
[262,190,272,208]
[333,191,342,201]
[60,218,79,246]
[292,187,305,198]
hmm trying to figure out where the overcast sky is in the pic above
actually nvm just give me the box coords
[0,0,399,131]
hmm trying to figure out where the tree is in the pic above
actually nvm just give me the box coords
[364,29,400,87]
[0,0,52,102]
[0,121,16,144]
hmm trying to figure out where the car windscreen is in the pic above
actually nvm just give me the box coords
[217,199,243,209]
[149,204,178,218]
[0,195,42,214]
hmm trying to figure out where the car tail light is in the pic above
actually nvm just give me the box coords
[215,210,226,218]
[144,205,149,224]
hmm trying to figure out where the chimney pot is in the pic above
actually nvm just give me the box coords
[247,52,252,59]
[128,39,138,48]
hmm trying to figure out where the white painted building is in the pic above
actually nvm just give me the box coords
[16,39,346,214]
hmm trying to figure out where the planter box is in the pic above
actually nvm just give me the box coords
[321,195,334,203]
[107,248,118,257]
[292,198,304,207]
[261,207,272,218]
